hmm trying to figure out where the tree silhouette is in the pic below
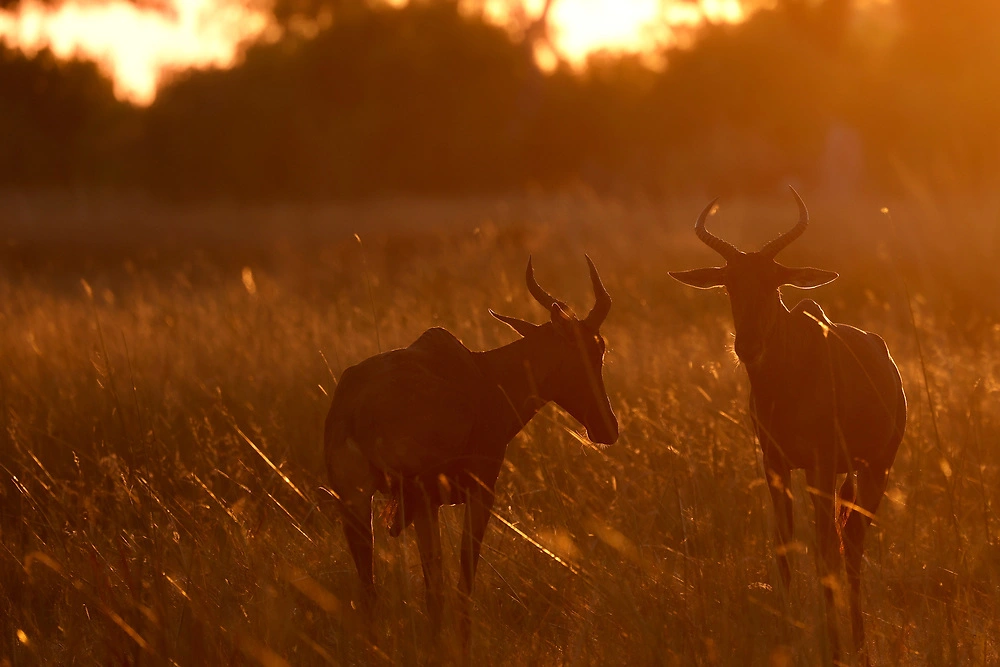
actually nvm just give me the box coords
[2,0,1000,199]
[0,44,135,188]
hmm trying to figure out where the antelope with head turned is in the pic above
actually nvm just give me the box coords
[324,256,618,652]
[669,188,906,663]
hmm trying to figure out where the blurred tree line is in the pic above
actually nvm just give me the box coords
[2,0,1000,200]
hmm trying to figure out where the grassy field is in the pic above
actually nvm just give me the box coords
[1,191,998,665]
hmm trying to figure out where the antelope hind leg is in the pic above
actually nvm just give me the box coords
[328,437,378,611]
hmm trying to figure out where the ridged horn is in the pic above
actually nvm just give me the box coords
[583,255,611,330]
[760,185,809,258]
[695,198,740,260]
[525,256,559,309]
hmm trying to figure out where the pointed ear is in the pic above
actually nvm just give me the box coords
[668,267,727,289]
[490,309,539,337]
[779,266,839,289]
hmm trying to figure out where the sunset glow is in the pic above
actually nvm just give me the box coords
[0,0,743,105]
[514,0,743,65]
[0,0,269,104]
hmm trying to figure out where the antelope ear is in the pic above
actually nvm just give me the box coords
[780,266,839,289]
[490,309,539,337]
[668,267,726,289]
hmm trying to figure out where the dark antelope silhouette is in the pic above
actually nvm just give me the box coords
[325,256,618,649]
[669,188,906,662]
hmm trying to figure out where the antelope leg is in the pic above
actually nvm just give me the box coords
[413,504,444,634]
[457,488,494,653]
[843,464,889,660]
[807,468,843,664]
[765,460,794,588]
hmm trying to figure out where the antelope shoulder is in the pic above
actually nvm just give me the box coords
[340,328,483,475]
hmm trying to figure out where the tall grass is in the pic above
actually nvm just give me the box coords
[0,192,998,664]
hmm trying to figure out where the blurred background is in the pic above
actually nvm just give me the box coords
[3,2,1000,664]
[0,0,995,202]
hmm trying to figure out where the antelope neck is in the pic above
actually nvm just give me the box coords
[475,329,560,428]
[742,290,794,378]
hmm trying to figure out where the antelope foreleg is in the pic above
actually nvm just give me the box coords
[807,469,843,664]
[458,489,494,656]
[766,463,794,588]
[837,474,856,538]
[413,504,444,635]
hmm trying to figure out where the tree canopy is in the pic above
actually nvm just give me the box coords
[1,0,998,200]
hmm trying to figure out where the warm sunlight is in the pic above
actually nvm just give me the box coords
[5,0,1000,659]
[547,0,742,64]
[0,0,268,104]
[480,0,743,69]
[0,0,742,105]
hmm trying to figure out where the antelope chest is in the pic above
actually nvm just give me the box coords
[748,374,840,468]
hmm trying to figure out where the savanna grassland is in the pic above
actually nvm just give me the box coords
[1,191,999,666]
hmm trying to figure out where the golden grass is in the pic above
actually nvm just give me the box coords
[1,192,998,664]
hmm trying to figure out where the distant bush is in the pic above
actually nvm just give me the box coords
[143,2,537,199]
[3,0,1000,199]
[0,45,136,188]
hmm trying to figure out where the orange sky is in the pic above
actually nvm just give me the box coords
[0,0,743,105]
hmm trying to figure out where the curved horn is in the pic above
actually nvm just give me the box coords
[695,198,740,260]
[583,254,611,330]
[525,256,559,309]
[761,185,809,258]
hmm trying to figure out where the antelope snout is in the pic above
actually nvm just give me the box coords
[587,412,619,445]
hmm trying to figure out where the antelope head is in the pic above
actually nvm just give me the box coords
[491,256,619,445]
[669,187,839,367]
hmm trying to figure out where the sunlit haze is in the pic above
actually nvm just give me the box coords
[485,0,742,68]
[0,0,269,104]
[556,0,742,62]
[0,0,743,105]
